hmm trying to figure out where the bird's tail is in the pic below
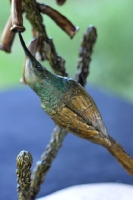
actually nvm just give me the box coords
[103,136,133,175]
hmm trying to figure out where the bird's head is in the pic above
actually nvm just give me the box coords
[18,32,46,91]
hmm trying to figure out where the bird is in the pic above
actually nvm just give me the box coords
[18,32,133,175]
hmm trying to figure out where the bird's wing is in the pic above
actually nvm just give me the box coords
[66,85,109,138]
[52,104,110,146]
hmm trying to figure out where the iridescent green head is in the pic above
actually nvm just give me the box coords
[18,32,60,100]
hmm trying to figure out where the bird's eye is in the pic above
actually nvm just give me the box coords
[37,64,43,72]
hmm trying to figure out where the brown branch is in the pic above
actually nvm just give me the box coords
[10,0,25,32]
[38,3,79,38]
[0,16,16,53]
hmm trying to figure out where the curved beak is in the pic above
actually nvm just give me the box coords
[18,32,43,72]
[18,32,38,63]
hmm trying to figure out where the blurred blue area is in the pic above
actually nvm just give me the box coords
[0,86,133,200]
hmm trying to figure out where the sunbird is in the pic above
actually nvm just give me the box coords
[18,32,133,175]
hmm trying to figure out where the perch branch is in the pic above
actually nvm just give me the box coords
[30,127,67,199]
[16,150,33,200]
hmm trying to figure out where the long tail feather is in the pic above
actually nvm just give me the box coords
[104,137,133,175]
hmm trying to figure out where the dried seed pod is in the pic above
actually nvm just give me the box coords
[0,16,15,53]
[10,0,25,32]
[56,0,67,5]
[16,150,33,200]
[75,26,97,86]
[38,3,78,38]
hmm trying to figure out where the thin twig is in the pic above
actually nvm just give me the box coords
[38,3,79,38]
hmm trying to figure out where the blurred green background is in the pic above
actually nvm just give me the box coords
[0,0,133,102]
